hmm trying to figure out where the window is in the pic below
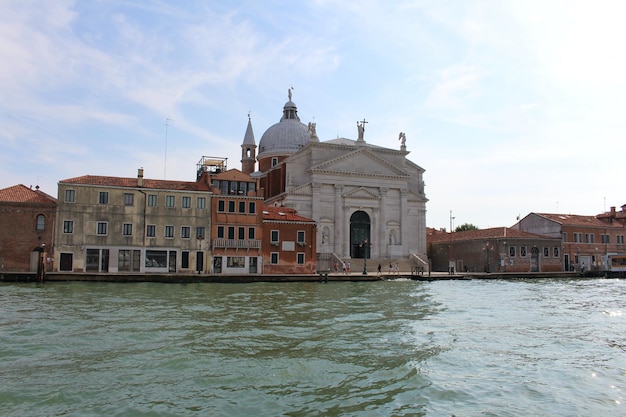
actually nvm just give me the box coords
[99,192,109,204]
[238,227,245,240]
[228,201,235,213]
[239,201,246,213]
[97,222,108,235]
[217,226,224,239]
[249,202,256,214]
[585,233,595,243]
[520,246,527,257]
[601,234,610,244]
[181,226,191,239]
[248,227,255,239]
[119,250,140,272]
[122,223,133,236]
[227,256,246,268]
[553,247,560,257]
[562,232,567,242]
[509,246,516,257]
[146,224,156,237]
[166,195,175,208]
[36,214,45,231]
[297,253,305,264]
[543,247,549,257]
[63,220,74,234]
[271,157,278,167]
[182,196,191,208]
[270,252,279,264]
[64,189,75,202]
[574,233,583,243]
[297,231,305,245]
[181,251,190,269]
[197,197,206,209]
[618,235,625,244]
[124,193,134,206]
[271,230,279,244]
[228,227,235,239]
[165,225,174,238]
[196,227,205,239]
[145,250,167,268]
[148,194,157,206]
[218,200,225,212]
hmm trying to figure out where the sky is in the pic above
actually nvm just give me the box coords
[1,0,625,231]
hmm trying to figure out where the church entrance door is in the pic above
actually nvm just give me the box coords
[350,211,371,258]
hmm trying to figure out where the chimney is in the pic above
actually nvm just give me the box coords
[138,167,144,187]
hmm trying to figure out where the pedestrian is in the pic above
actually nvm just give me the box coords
[334,261,338,272]
[394,262,399,274]
[389,262,393,274]
[342,262,346,274]
[347,261,351,274]
[377,263,382,276]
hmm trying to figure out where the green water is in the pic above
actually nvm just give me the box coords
[1,279,624,416]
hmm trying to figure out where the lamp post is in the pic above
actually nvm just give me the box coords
[482,241,493,273]
[362,239,370,275]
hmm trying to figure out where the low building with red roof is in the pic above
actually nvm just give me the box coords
[0,184,57,272]
[515,208,626,272]
[262,205,317,274]
[428,226,562,273]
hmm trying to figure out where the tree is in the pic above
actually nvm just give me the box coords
[455,223,479,232]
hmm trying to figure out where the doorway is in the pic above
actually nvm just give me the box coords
[350,211,371,258]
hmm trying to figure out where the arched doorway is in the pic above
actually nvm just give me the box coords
[350,211,371,258]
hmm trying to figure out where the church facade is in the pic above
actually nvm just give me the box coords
[242,91,428,265]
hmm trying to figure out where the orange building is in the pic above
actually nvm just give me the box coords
[198,159,265,274]
[262,205,317,274]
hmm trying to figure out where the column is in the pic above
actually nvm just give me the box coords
[334,185,343,256]
[400,188,408,256]
[379,187,388,258]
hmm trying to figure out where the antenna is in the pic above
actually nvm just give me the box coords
[164,117,173,179]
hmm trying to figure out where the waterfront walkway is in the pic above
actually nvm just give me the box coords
[1,270,601,283]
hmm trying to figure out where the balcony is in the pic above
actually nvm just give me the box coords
[213,239,261,249]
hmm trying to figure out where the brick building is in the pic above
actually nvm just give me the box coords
[0,184,57,272]
[428,227,562,273]
[515,206,626,272]
[262,205,317,274]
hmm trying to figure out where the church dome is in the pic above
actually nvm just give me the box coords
[258,97,310,159]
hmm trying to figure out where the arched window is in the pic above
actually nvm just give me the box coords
[36,214,45,231]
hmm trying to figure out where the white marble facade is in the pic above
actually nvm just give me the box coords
[268,138,427,260]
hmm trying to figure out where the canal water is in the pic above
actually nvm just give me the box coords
[1,279,624,416]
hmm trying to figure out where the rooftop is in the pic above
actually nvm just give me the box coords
[0,184,57,204]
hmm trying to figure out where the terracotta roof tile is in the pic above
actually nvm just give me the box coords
[59,175,210,191]
[428,227,557,243]
[0,184,57,204]
[262,206,315,223]
[533,213,625,228]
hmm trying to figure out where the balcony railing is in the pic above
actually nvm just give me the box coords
[212,239,261,249]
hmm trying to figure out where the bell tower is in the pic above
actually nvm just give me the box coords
[241,113,257,174]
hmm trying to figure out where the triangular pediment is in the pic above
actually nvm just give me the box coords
[343,187,379,200]
[311,148,409,178]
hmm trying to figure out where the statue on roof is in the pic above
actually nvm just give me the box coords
[398,131,406,147]
[357,119,367,141]
[288,86,293,101]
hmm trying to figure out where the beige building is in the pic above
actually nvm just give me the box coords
[54,169,212,273]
